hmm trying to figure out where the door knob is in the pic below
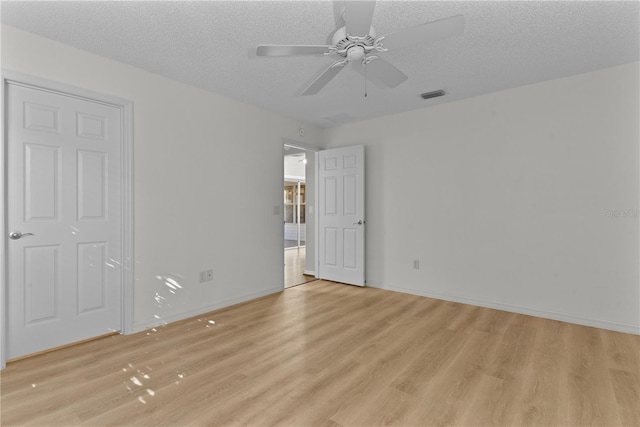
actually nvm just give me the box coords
[8,231,34,240]
[353,220,365,225]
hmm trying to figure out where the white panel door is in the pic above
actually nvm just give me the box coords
[6,83,122,359]
[318,145,365,286]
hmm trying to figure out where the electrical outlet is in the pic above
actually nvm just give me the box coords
[206,269,213,281]
[199,271,207,283]
[413,259,420,270]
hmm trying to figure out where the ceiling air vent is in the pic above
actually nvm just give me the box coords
[325,113,355,125]
[420,90,446,100]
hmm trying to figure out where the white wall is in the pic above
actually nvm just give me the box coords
[1,25,323,331]
[323,62,640,334]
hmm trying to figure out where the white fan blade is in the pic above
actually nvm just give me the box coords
[381,14,465,50]
[364,58,408,88]
[257,45,332,57]
[344,1,376,37]
[302,63,346,95]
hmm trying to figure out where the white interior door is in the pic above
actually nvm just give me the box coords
[318,145,365,286]
[6,82,122,360]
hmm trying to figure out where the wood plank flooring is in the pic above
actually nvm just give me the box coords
[1,280,639,426]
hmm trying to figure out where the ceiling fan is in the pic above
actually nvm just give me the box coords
[256,1,465,96]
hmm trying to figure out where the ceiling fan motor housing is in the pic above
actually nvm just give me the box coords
[332,26,377,60]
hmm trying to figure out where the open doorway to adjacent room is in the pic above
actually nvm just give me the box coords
[284,144,317,288]
[284,179,305,250]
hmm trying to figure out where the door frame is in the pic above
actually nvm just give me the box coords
[0,70,134,369]
[282,138,320,285]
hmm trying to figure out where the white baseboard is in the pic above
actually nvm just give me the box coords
[132,286,283,333]
[366,281,640,335]
[303,270,316,277]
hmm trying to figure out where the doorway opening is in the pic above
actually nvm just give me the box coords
[284,144,316,288]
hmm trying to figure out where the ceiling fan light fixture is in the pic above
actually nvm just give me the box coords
[347,45,366,61]
[420,89,446,100]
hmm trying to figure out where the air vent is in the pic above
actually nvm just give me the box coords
[420,90,446,100]
[325,113,355,125]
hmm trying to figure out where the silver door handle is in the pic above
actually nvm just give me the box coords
[9,231,34,240]
[353,220,365,225]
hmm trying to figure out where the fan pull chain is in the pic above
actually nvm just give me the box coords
[364,64,368,98]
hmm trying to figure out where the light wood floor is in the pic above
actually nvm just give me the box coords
[285,247,316,288]
[1,280,639,426]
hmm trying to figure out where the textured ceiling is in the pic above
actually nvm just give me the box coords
[2,1,639,128]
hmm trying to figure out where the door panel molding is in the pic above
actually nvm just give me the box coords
[1,69,134,369]
[318,145,365,286]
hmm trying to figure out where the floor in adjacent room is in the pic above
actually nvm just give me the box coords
[284,246,316,288]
